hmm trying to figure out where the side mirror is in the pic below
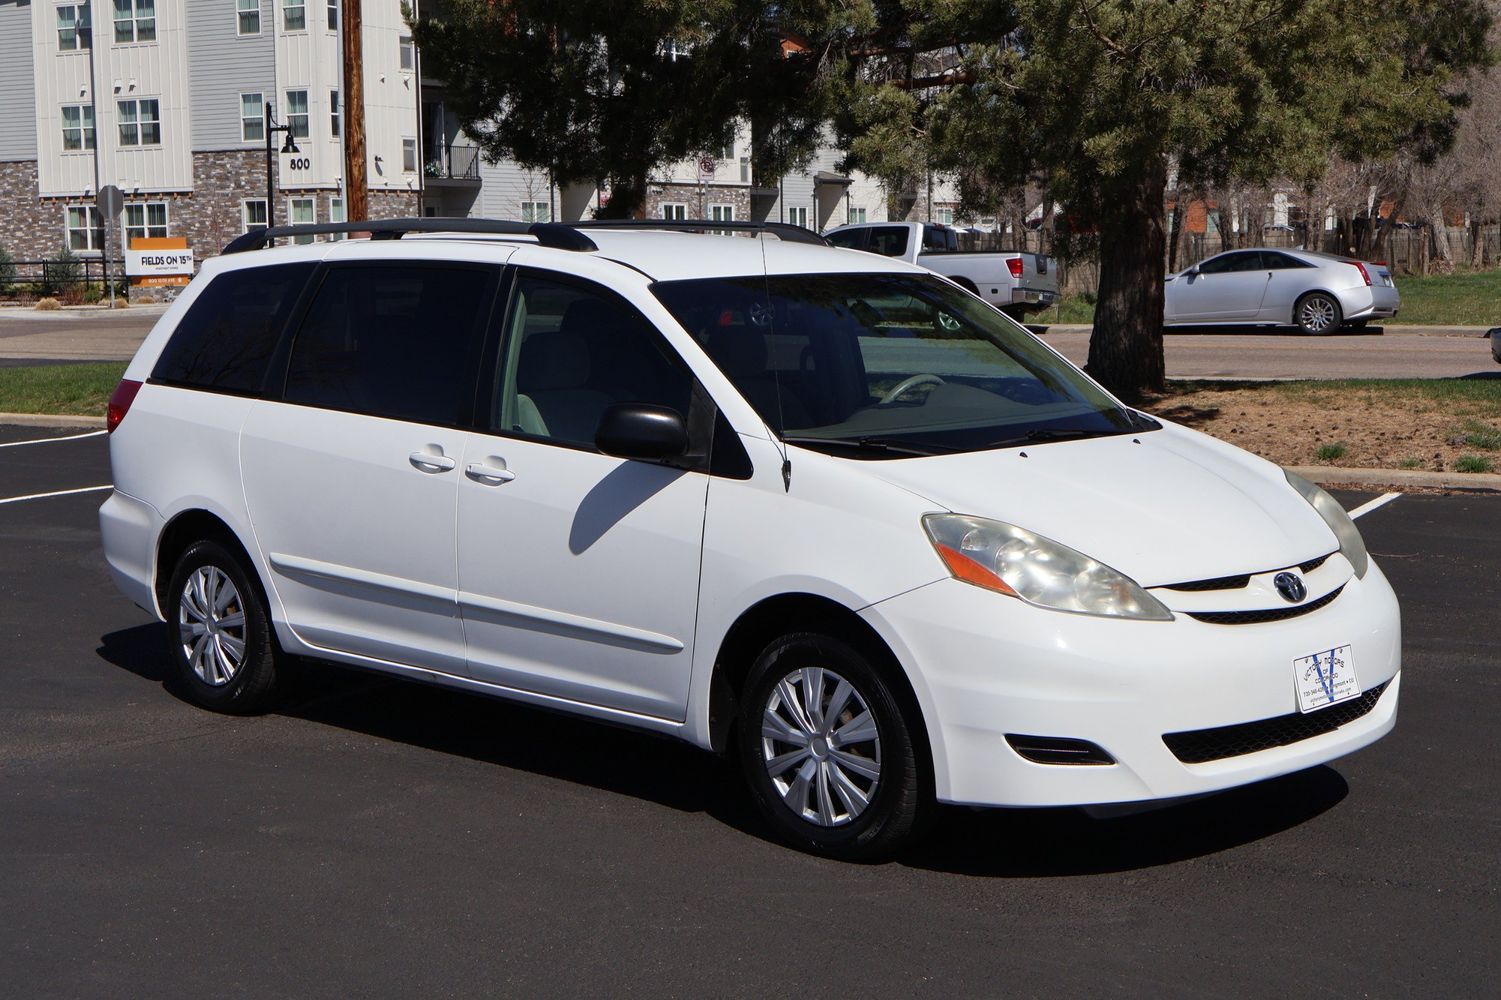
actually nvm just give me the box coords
[595,403,688,462]
[1185,265,1200,277]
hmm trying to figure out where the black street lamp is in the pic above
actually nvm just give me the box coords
[264,101,301,228]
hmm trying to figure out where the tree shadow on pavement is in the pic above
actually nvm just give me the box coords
[96,623,1348,875]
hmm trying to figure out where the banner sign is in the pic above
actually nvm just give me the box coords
[126,237,194,287]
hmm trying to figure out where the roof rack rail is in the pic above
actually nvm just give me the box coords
[570,218,829,247]
[220,217,598,255]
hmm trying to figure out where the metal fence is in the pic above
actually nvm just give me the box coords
[0,257,120,301]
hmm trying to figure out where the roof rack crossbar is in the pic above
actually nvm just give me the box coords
[220,217,597,255]
[570,218,829,247]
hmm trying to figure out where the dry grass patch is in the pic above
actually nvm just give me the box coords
[1142,378,1501,473]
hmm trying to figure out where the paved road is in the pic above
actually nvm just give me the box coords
[2,425,1497,997]
[1040,326,1498,380]
[0,305,166,361]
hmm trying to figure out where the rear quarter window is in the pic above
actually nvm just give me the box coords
[152,263,316,394]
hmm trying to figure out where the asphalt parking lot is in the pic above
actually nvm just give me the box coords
[3,424,1498,998]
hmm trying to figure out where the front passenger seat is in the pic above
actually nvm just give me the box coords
[515,329,611,445]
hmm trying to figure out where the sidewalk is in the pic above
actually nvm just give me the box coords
[0,303,167,361]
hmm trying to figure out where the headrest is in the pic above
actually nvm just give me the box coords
[705,327,768,379]
[559,298,621,340]
[518,329,590,390]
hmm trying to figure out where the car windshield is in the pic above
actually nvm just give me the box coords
[652,273,1146,457]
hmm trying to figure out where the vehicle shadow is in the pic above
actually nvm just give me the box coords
[1165,325,1383,336]
[97,623,1349,874]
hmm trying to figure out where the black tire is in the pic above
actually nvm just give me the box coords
[1294,292,1342,335]
[164,539,280,714]
[736,632,932,861]
[1346,319,1368,331]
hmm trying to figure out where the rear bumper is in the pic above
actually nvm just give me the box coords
[1341,285,1400,322]
[99,489,164,618]
[1009,287,1059,310]
[860,563,1401,808]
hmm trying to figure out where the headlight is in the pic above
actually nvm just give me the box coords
[922,514,1174,621]
[1284,470,1369,578]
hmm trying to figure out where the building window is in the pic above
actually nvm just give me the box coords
[520,201,549,223]
[326,0,336,30]
[399,35,415,71]
[66,206,102,252]
[289,197,315,243]
[786,206,807,228]
[117,98,161,146]
[849,207,867,224]
[58,4,92,50]
[123,202,168,246]
[661,203,687,221]
[242,199,268,233]
[284,90,309,139]
[402,137,417,172]
[329,90,340,138]
[327,196,345,240]
[282,0,305,32]
[113,0,155,43]
[709,204,735,223]
[933,207,955,226]
[61,105,95,151]
[240,93,264,142]
[236,0,259,35]
[739,156,750,184]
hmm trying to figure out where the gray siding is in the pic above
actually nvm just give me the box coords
[0,0,38,161]
[186,0,274,150]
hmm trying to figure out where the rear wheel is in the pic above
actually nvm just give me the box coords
[165,539,280,714]
[1295,292,1342,335]
[736,632,931,861]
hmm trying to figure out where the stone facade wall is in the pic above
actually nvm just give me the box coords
[0,161,64,262]
[645,182,753,222]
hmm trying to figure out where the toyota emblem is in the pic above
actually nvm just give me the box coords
[1274,572,1307,603]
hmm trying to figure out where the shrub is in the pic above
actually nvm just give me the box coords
[44,244,84,303]
[1315,442,1348,462]
[34,297,61,311]
[1455,454,1494,474]
[1398,457,1423,470]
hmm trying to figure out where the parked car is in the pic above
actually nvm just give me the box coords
[1490,328,1501,365]
[1165,248,1399,333]
[101,218,1400,860]
[825,221,1059,318]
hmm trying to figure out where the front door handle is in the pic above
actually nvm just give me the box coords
[409,450,457,473]
[465,460,515,484]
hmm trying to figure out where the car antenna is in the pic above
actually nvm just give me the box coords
[759,236,792,492]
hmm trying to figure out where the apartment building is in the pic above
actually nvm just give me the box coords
[0,0,419,264]
[0,0,959,271]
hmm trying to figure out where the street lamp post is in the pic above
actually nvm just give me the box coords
[264,102,301,228]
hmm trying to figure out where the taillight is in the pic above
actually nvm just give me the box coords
[1350,261,1372,286]
[1006,257,1024,278]
[106,379,142,434]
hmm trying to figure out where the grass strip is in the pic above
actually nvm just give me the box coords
[0,362,129,416]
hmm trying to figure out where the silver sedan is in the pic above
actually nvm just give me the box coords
[1165,248,1400,334]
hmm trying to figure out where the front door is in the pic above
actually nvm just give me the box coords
[241,261,499,673]
[456,268,709,720]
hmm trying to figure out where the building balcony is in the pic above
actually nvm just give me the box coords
[424,144,480,185]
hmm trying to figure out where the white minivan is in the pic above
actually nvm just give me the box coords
[101,219,1401,860]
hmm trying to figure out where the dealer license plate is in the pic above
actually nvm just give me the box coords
[1293,644,1360,713]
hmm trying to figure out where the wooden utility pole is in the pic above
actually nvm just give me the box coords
[342,0,368,221]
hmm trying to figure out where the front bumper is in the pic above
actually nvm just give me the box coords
[860,562,1401,807]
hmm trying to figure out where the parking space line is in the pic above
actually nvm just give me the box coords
[1349,492,1402,520]
[0,430,107,449]
[0,484,112,506]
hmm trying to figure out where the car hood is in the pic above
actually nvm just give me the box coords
[864,421,1337,588]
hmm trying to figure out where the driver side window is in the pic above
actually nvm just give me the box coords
[493,272,695,449]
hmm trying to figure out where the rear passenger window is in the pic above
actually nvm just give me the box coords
[284,264,496,426]
[826,229,867,250]
[867,227,909,257]
[152,262,314,394]
[493,272,694,448]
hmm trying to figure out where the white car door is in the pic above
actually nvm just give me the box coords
[455,267,710,721]
[241,260,500,674]
[1168,251,1271,322]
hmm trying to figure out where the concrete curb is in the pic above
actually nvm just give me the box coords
[0,412,107,428]
[1289,465,1501,493]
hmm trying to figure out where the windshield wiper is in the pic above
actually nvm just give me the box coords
[983,427,1106,448]
[781,435,951,457]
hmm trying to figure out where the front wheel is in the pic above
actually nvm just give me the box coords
[737,632,931,860]
[165,539,281,714]
[1295,293,1342,334]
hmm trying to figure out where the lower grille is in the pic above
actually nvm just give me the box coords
[1163,680,1390,764]
[1187,584,1343,625]
[1006,734,1115,765]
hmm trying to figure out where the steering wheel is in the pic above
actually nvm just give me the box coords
[878,373,946,405]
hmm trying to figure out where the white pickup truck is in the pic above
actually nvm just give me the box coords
[825,221,1060,318]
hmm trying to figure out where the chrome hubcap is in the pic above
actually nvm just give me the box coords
[1301,298,1336,332]
[761,666,881,827]
[179,566,246,687]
